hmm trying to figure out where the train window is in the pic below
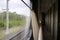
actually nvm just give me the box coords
[0,0,31,40]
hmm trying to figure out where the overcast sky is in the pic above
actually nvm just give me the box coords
[0,0,30,16]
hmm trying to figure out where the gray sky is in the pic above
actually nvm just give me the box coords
[0,0,30,16]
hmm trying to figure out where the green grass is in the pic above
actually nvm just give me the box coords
[0,19,26,40]
[0,19,26,28]
[9,20,25,28]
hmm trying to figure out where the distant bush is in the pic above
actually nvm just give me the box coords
[0,19,26,29]
[0,11,26,29]
[0,22,4,27]
[0,21,5,29]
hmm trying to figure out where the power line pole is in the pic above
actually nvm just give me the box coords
[5,0,9,34]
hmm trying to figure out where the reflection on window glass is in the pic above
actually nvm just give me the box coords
[0,0,30,40]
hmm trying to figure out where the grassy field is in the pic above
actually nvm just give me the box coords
[0,19,26,28]
[0,11,26,40]
[0,25,25,40]
[0,19,26,40]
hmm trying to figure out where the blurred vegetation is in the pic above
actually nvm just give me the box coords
[0,11,26,29]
